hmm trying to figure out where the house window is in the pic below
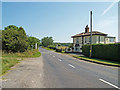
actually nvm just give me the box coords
[76,38,79,44]
[99,36,100,43]
[85,37,86,43]
[110,38,114,42]
[82,37,84,44]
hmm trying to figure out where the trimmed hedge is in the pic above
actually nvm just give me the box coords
[82,43,120,62]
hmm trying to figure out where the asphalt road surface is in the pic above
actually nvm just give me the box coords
[40,47,119,88]
[1,47,119,89]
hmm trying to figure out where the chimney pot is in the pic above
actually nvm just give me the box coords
[85,25,89,33]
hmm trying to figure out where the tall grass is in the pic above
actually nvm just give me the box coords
[1,49,41,75]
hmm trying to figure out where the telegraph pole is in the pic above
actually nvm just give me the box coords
[89,11,92,58]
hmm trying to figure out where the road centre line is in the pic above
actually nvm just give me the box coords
[53,55,55,57]
[68,64,75,68]
[99,78,120,89]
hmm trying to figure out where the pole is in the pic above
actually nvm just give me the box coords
[89,11,92,58]
[35,43,37,49]
[31,45,33,50]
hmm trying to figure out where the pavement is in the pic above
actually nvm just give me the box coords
[1,47,119,89]
[2,56,44,88]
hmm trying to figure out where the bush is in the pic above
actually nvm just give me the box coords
[2,25,29,52]
[82,43,120,61]
[56,49,62,52]
[48,45,56,50]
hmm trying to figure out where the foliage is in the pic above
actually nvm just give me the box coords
[2,25,41,52]
[56,48,62,52]
[82,43,120,61]
[0,30,2,50]
[2,25,29,52]
[1,49,41,75]
[48,45,56,50]
[2,58,19,74]
[41,36,53,47]
[68,43,73,48]
[28,36,41,49]
[5,25,18,30]
[73,55,120,66]
[59,43,71,46]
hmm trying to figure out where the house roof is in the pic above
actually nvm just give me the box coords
[71,31,108,38]
[106,36,116,38]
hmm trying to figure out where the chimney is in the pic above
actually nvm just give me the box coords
[85,25,89,33]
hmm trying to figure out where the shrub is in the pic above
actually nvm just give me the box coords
[82,43,120,61]
[56,49,62,52]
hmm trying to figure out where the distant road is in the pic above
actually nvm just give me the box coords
[40,47,119,88]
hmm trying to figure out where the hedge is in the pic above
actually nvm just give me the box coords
[82,43,120,62]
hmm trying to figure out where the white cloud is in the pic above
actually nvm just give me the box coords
[102,0,119,16]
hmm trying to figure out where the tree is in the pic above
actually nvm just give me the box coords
[2,25,29,52]
[5,25,18,30]
[68,43,73,48]
[0,30,2,50]
[41,37,53,47]
[28,36,40,49]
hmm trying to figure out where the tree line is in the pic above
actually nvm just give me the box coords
[0,25,72,53]
[1,25,40,52]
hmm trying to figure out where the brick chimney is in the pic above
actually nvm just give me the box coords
[85,25,89,33]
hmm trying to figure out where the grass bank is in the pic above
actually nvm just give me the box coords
[73,55,120,67]
[42,47,55,51]
[43,47,66,53]
[1,49,41,75]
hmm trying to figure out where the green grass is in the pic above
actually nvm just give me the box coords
[43,47,66,54]
[73,55,120,66]
[1,49,41,75]
[2,58,19,74]
[43,47,55,51]
[2,49,41,58]
[43,47,119,66]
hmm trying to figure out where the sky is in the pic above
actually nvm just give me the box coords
[2,1,118,43]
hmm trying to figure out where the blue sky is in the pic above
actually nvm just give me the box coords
[2,2,118,43]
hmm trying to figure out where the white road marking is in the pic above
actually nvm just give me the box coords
[58,59,62,61]
[99,78,120,89]
[53,56,55,57]
[68,64,75,68]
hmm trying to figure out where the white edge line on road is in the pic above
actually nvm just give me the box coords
[99,78,120,89]
[58,59,62,61]
[68,64,75,68]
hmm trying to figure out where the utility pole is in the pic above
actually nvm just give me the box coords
[89,11,92,58]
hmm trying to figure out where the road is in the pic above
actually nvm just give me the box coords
[2,47,119,89]
[40,47,119,88]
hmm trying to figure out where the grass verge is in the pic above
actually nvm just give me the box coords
[1,49,41,75]
[42,47,55,51]
[73,55,120,67]
[43,47,66,54]
[43,47,119,67]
